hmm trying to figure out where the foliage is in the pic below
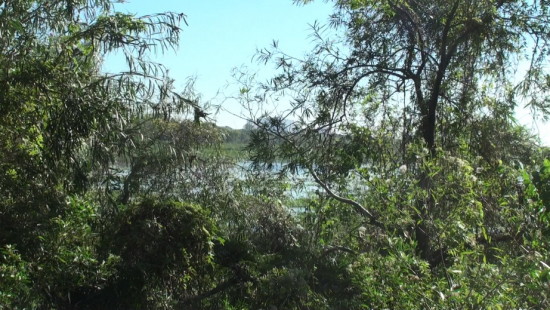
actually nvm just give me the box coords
[93,199,215,309]
[0,0,220,308]
[237,0,550,308]
[0,245,34,308]
[1,0,550,309]
[106,117,224,204]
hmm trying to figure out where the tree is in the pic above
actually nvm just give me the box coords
[0,1,217,307]
[0,0,187,217]
[241,0,550,307]
[111,117,223,205]
[95,199,215,309]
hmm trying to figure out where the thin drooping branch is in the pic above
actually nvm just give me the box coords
[308,166,383,228]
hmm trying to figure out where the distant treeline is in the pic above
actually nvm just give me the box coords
[218,126,251,145]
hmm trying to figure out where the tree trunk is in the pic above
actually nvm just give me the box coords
[415,67,444,264]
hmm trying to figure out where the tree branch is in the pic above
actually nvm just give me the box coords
[308,167,383,228]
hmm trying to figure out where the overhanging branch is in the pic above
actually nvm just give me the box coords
[308,167,383,229]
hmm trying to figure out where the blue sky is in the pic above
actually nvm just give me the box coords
[108,0,334,129]
[107,1,548,145]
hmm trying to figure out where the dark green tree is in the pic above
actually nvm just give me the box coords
[0,1,222,308]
